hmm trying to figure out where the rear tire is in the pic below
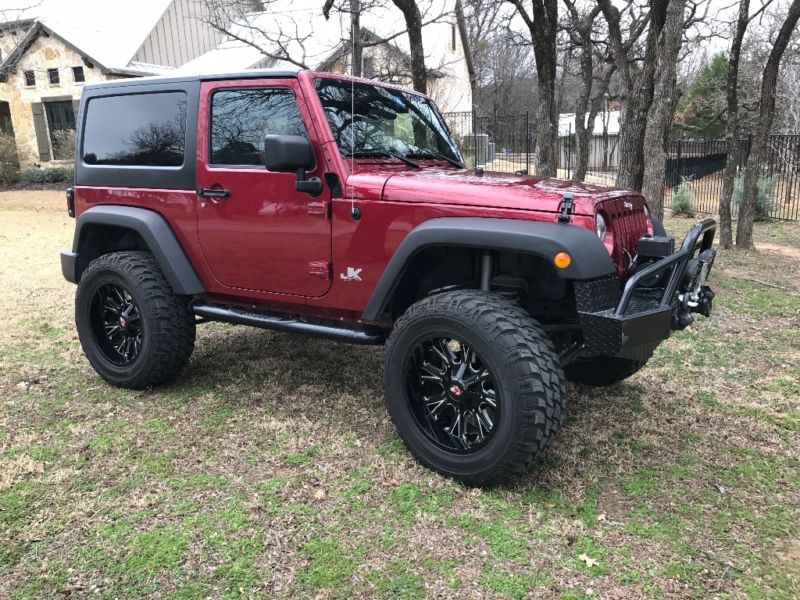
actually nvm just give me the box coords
[564,354,651,387]
[76,251,195,389]
[383,290,565,486]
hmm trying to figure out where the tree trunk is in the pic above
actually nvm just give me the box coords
[455,0,477,103]
[391,0,427,93]
[718,0,750,249]
[571,12,596,182]
[508,0,558,177]
[641,0,684,221]
[736,0,800,249]
[351,0,362,77]
[599,0,668,191]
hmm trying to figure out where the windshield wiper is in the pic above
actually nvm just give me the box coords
[406,151,464,169]
[349,150,420,168]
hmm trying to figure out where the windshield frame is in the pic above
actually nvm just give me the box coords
[312,76,463,168]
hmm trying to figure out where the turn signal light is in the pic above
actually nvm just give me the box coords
[554,252,572,269]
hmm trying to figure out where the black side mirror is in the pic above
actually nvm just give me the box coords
[264,135,323,197]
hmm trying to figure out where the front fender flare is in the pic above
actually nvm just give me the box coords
[361,217,615,321]
[68,205,204,295]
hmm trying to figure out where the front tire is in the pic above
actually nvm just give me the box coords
[383,290,565,486]
[75,251,196,389]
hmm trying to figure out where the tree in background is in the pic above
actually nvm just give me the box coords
[718,0,752,248]
[674,54,729,139]
[641,0,685,220]
[390,0,428,93]
[562,0,601,182]
[506,0,559,177]
[736,0,800,249]
[598,0,668,191]
[464,0,535,117]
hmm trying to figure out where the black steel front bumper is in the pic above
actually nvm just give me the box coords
[575,219,717,359]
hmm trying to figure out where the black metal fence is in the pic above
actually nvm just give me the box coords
[442,111,800,221]
[664,136,800,221]
[443,111,620,185]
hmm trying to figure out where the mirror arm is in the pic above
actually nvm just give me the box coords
[295,167,323,197]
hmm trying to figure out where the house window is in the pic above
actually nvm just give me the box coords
[47,68,60,85]
[362,56,375,79]
[72,66,85,83]
[210,88,307,166]
[24,70,35,86]
[44,100,76,160]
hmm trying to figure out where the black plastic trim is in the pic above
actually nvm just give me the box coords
[362,217,616,321]
[60,251,77,283]
[192,303,387,345]
[69,205,204,295]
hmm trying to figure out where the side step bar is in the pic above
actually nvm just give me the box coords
[191,303,387,345]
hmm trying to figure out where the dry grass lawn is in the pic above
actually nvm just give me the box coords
[1,190,799,599]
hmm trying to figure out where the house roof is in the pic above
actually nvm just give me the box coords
[0,0,175,75]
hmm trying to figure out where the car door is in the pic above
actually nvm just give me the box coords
[196,79,331,297]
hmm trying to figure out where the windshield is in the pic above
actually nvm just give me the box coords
[315,77,462,165]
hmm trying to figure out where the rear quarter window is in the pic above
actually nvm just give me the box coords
[82,92,187,167]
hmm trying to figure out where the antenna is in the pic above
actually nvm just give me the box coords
[349,9,357,219]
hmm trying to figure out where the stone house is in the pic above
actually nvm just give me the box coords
[0,0,222,166]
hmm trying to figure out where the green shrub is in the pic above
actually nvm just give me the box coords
[0,134,20,186]
[17,166,74,184]
[733,174,777,221]
[671,176,695,217]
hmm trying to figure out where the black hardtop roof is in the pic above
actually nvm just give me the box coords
[83,68,302,93]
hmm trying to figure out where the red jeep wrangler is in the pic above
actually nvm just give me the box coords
[61,69,716,484]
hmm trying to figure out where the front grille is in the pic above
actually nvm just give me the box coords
[600,197,648,272]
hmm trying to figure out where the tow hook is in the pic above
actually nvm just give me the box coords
[673,248,716,329]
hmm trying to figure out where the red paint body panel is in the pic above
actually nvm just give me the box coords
[195,79,332,297]
[73,69,649,323]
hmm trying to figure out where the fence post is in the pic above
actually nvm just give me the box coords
[473,107,478,169]
[525,110,530,175]
[676,139,683,182]
[567,122,572,180]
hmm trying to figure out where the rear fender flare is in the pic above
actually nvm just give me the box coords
[361,217,615,321]
[68,205,204,295]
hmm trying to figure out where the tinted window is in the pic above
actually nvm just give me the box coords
[83,92,187,166]
[210,88,306,166]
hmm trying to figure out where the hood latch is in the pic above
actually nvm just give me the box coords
[558,192,574,223]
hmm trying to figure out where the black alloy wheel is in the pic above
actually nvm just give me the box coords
[76,251,195,389]
[89,283,143,365]
[383,290,566,486]
[405,336,499,452]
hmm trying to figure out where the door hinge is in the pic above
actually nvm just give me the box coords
[308,261,331,279]
[308,201,330,220]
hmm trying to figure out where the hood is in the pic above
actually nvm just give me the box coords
[347,166,637,215]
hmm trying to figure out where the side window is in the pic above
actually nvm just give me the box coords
[210,88,306,166]
[83,92,187,166]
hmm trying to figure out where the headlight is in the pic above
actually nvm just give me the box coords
[595,213,607,239]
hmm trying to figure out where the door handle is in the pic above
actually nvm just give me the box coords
[196,187,231,199]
